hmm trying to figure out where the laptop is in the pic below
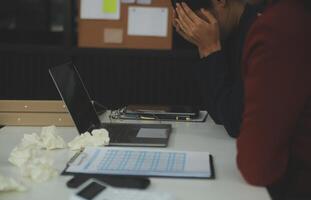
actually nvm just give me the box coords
[49,62,171,147]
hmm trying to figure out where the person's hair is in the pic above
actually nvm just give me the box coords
[271,0,311,11]
[184,0,213,11]
[304,0,311,11]
[186,0,246,10]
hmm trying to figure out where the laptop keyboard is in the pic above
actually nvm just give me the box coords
[102,124,138,139]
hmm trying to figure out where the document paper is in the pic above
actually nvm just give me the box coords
[66,147,212,178]
[81,0,120,20]
[137,0,152,5]
[127,7,168,37]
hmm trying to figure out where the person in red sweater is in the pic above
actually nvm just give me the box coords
[237,0,311,199]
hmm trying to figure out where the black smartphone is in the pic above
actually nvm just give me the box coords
[67,175,150,189]
[171,0,212,10]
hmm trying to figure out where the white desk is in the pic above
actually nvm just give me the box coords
[0,117,271,200]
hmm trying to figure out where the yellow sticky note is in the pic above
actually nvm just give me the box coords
[103,0,118,13]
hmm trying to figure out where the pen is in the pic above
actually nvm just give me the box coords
[67,148,85,166]
[139,115,156,120]
[176,116,191,121]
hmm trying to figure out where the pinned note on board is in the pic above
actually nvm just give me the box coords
[104,28,123,43]
[127,7,168,37]
[122,0,135,3]
[137,0,152,5]
[81,0,120,20]
[103,0,118,13]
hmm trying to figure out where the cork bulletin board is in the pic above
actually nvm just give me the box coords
[78,0,173,50]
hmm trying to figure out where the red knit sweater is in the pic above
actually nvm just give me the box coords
[237,0,311,195]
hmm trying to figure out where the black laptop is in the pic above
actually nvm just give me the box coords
[49,62,171,147]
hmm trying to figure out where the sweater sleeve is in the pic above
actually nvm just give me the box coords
[198,51,244,138]
[237,15,309,186]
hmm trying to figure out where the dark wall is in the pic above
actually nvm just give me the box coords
[0,45,208,109]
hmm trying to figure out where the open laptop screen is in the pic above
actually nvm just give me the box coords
[49,62,101,134]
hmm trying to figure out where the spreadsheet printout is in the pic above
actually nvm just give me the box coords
[66,147,213,178]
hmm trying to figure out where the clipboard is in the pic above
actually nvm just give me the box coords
[62,147,215,179]
[62,148,151,189]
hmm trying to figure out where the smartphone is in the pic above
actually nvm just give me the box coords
[67,175,150,189]
[71,179,174,200]
[171,0,212,10]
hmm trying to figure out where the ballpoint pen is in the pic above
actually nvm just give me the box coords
[139,115,156,120]
[175,116,191,121]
